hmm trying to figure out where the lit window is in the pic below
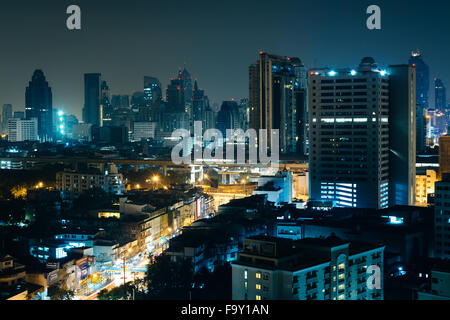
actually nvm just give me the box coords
[244,270,248,279]
[256,284,261,290]
[256,295,261,301]
[256,273,261,279]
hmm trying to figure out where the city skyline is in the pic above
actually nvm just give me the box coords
[0,0,449,119]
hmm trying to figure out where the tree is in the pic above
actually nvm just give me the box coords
[146,255,194,299]
[98,283,135,300]
[72,187,112,213]
[47,286,75,300]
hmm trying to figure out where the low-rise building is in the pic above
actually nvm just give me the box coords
[232,235,385,300]
[417,260,450,300]
[434,173,450,259]
[56,164,125,198]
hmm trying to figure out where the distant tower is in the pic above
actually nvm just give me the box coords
[2,104,12,134]
[25,70,53,141]
[249,52,307,154]
[83,73,102,127]
[409,50,429,153]
[144,76,162,106]
[435,78,447,113]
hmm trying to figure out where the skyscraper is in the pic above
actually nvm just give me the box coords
[144,76,162,107]
[308,58,415,209]
[83,73,102,127]
[192,80,213,130]
[25,70,53,141]
[166,78,185,112]
[435,78,447,114]
[2,104,12,134]
[100,81,112,125]
[388,64,416,207]
[409,51,429,153]
[249,52,307,154]
[179,68,193,105]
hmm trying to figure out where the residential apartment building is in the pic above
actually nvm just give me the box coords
[232,235,384,300]
[56,164,125,198]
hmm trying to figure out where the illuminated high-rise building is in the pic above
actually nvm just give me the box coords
[249,52,307,154]
[308,58,415,209]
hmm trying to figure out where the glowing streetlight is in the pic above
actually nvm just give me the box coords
[152,176,159,182]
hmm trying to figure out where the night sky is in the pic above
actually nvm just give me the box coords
[0,0,449,119]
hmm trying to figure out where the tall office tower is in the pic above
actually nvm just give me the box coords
[248,52,307,154]
[435,78,447,114]
[111,95,121,109]
[238,98,250,131]
[389,65,416,207]
[2,104,12,134]
[179,67,193,104]
[83,73,102,127]
[7,118,38,142]
[308,58,415,209]
[144,76,162,106]
[409,51,429,153]
[216,101,240,136]
[166,78,185,112]
[435,173,450,258]
[100,81,112,125]
[192,80,211,129]
[25,70,53,142]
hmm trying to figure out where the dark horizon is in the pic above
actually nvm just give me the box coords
[0,0,449,119]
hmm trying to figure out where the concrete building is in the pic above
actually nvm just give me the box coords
[249,52,307,154]
[133,121,156,141]
[56,164,125,198]
[232,235,384,300]
[7,117,38,142]
[71,123,92,141]
[253,171,293,205]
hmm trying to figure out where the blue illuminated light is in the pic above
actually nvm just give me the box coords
[328,70,337,76]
